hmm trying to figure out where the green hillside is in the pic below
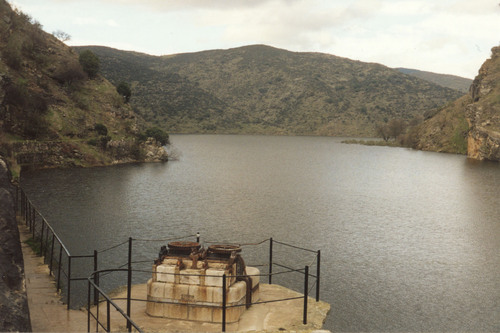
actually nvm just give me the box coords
[75,45,464,137]
[0,1,167,172]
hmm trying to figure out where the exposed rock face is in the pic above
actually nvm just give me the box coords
[141,138,168,163]
[0,156,31,332]
[9,138,168,169]
[466,46,500,161]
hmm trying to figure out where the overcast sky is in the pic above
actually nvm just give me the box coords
[10,0,500,78]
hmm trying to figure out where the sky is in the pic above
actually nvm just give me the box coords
[10,0,500,79]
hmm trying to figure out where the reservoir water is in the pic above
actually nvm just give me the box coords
[21,134,500,332]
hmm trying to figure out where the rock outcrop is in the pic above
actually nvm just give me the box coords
[466,46,500,161]
[0,156,31,332]
[412,45,500,160]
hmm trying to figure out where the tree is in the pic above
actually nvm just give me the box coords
[78,50,100,78]
[141,127,170,146]
[387,118,406,139]
[116,82,132,103]
[376,123,390,141]
[52,30,71,42]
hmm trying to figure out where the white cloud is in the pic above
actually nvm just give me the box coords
[10,0,500,77]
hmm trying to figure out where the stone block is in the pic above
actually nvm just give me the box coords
[213,281,246,304]
[145,297,155,315]
[163,283,175,300]
[164,303,188,320]
[245,266,260,289]
[205,268,229,287]
[156,265,177,283]
[145,296,164,317]
[162,258,178,266]
[172,283,190,302]
[228,281,247,303]
[213,300,245,323]
[180,268,202,285]
[252,284,260,302]
[188,305,213,322]
[149,281,166,299]
[152,265,157,282]
[188,284,213,303]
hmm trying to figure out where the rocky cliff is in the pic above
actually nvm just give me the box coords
[411,46,500,160]
[0,0,167,171]
[0,156,31,332]
[466,46,500,161]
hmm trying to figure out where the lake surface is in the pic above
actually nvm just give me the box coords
[21,134,500,332]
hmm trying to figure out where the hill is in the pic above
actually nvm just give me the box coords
[395,68,472,93]
[412,46,500,161]
[75,45,464,137]
[0,1,167,172]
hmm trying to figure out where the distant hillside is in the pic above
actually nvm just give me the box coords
[75,45,464,137]
[0,1,167,171]
[412,46,500,161]
[396,68,472,93]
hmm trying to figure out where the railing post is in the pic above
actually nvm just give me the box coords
[269,237,273,284]
[87,279,91,333]
[126,237,132,332]
[24,197,27,225]
[32,207,36,235]
[57,245,62,291]
[107,300,111,332]
[303,265,309,325]
[40,219,45,254]
[49,234,55,275]
[222,274,227,332]
[316,250,321,302]
[93,250,99,306]
[44,225,50,257]
[67,255,72,310]
[31,207,35,239]
[196,232,200,243]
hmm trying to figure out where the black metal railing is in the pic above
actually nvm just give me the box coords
[86,237,321,332]
[17,186,95,309]
[16,186,322,332]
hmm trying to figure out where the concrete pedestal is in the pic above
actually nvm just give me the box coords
[146,261,260,323]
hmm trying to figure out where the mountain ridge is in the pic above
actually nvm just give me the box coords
[75,44,464,137]
[395,68,472,93]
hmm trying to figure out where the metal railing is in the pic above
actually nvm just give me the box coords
[17,186,95,309]
[86,237,321,332]
[16,186,322,332]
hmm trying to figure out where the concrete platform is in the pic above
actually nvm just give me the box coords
[96,283,330,332]
[19,221,331,332]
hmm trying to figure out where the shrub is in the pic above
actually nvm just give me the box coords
[116,82,132,103]
[52,60,87,85]
[3,34,23,69]
[142,127,169,146]
[2,80,49,139]
[94,123,108,136]
[78,50,100,78]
